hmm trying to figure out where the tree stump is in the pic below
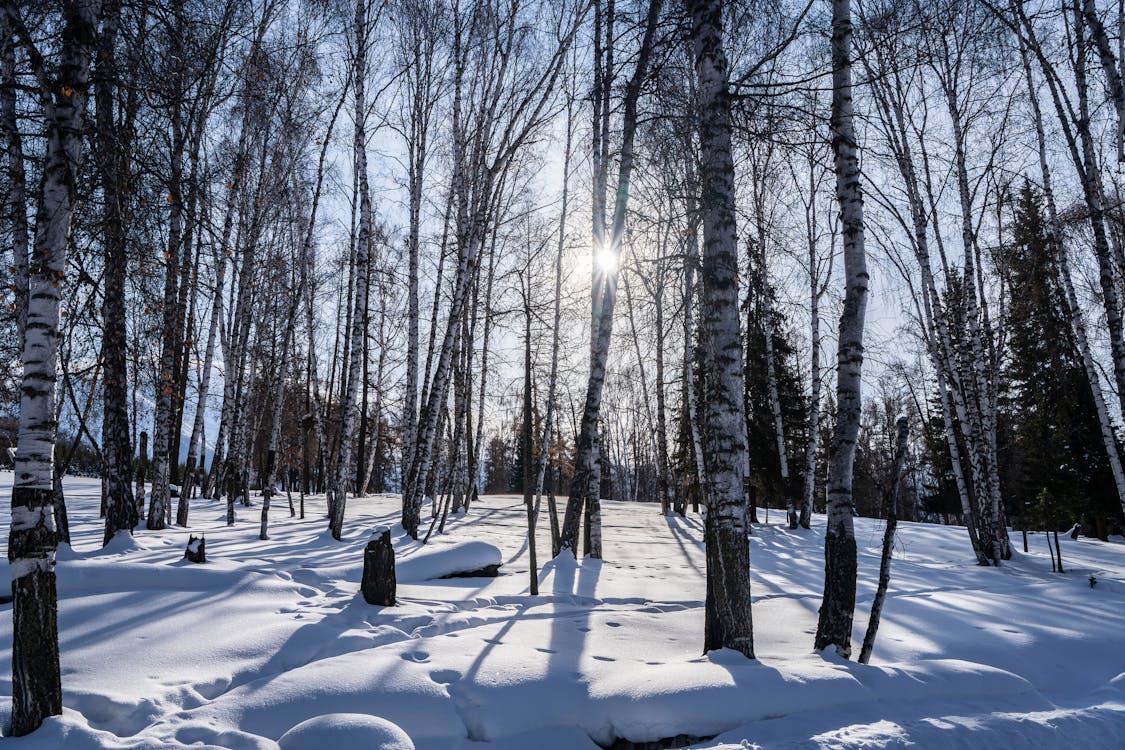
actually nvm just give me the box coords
[362,529,396,606]
[184,534,206,564]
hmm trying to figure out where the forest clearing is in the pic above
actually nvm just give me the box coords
[6,0,1125,745]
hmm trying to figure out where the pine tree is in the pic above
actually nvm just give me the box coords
[999,184,1119,535]
[743,271,807,514]
[917,394,966,524]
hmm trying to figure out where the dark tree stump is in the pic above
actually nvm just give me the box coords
[362,529,396,606]
[184,534,206,564]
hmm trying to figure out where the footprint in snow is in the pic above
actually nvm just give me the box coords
[402,650,430,663]
[430,669,461,684]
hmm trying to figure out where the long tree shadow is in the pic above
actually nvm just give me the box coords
[542,550,603,695]
[665,515,706,578]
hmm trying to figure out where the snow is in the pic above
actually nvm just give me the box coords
[394,538,502,582]
[277,713,413,750]
[0,471,1123,748]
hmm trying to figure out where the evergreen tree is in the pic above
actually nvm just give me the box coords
[917,394,966,523]
[999,184,1119,534]
[743,263,807,511]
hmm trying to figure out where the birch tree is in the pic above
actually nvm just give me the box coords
[689,0,754,659]
[815,0,868,658]
[329,0,377,540]
[4,0,99,734]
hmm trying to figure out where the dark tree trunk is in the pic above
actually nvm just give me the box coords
[859,416,908,664]
[95,0,137,545]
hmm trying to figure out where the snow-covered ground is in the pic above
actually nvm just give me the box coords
[1,472,1123,749]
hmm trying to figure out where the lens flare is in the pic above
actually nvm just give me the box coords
[595,247,617,274]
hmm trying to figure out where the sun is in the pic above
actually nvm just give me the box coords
[595,247,617,274]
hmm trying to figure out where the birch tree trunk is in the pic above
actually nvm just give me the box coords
[136,430,147,516]
[799,157,830,529]
[1016,3,1125,441]
[684,189,709,519]
[653,274,671,516]
[534,90,571,541]
[402,11,462,536]
[589,0,613,354]
[762,299,792,526]
[1073,4,1125,426]
[405,1,584,537]
[330,0,375,540]
[1082,0,1125,160]
[815,0,868,658]
[860,29,987,563]
[179,245,223,519]
[397,0,438,498]
[261,296,301,540]
[688,0,753,659]
[467,229,500,511]
[522,273,539,595]
[6,0,98,734]
[360,292,388,495]
[940,75,1005,565]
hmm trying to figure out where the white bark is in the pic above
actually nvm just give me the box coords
[179,248,223,519]
[330,0,375,540]
[689,0,754,658]
[860,29,989,562]
[798,156,832,529]
[1082,0,1125,160]
[1,13,28,339]
[6,0,98,734]
[815,0,867,658]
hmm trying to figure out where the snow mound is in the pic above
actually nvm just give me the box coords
[397,540,502,581]
[278,713,413,750]
[93,530,149,556]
